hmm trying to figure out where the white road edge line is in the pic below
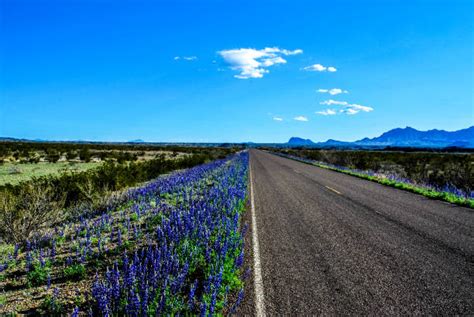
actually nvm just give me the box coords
[325,185,342,195]
[249,159,267,317]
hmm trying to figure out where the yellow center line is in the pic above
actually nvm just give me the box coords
[325,185,342,195]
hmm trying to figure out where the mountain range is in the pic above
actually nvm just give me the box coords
[2,126,473,148]
[287,126,474,148]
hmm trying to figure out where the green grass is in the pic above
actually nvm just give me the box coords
[63,264,86,281]
[0,162,101,185]
[27,262,52,287]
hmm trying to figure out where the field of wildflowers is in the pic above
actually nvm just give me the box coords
[0,151,249,315]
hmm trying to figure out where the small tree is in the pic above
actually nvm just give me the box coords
[47,150,60,163]
[66,151,77,161]
[79,148,91,163]
[0,192,17,241]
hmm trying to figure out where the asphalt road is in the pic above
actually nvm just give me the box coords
[238,149,474,316]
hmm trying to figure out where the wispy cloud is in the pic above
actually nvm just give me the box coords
[174,56,198,61]
[273,116,284,121]
[320,99,348,106]
[303,63,337,72]
[316,109,337,116]
[294,116,308,122]
[317,88,348,95]
[341,104,373,115]
[218,47,303,79]
[318,99,373,115]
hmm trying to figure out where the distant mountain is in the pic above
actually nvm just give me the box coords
[287,126,474,148]
[128,139,145,143]
[0,137,17,142]
[319,139,352,147]
[287,137,315,146]
[0,137,31,142]
[353,126,474,147]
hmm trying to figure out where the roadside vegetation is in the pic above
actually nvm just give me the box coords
[0,162,101,186]
[0,141,217,185]
[0,145,237,243]
[0,141,223,165]
[273,149,474,208]
[0,149,249,315]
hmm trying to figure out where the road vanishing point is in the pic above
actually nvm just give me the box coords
[239,149,473,316]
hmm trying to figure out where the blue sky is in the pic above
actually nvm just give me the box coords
[1,0,473,143]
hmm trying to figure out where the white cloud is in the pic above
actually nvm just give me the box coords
[304,64,326,71]
[317,88,348,95]
[303,63,337,72]
[273,116,283,121]
[281,48,303,55]
[343,108,359,115]
[320,99,348,106]
[218,47,303,79]
[294,116,308,122]
[174,56,197,61]
[262,56,286,67]
[316,109,337,116]
[341,104,374,114]
[318,100,374,115]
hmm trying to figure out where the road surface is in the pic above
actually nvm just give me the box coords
[238,149,474,315]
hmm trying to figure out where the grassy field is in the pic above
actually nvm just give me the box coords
[0,162,102,185]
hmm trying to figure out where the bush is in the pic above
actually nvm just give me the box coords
[66,151,77,161]
[47,151,60,163]
[27,262,51,287]
[0,184,64,243]
[129,212,139,222]
[79,148,91,162]
[63,264,86,280]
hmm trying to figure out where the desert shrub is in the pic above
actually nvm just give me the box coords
[0,184,64,243]
[45,149,61,163]
[29,156,40,164]
[78,148,91,162]
[66,151,77,161]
